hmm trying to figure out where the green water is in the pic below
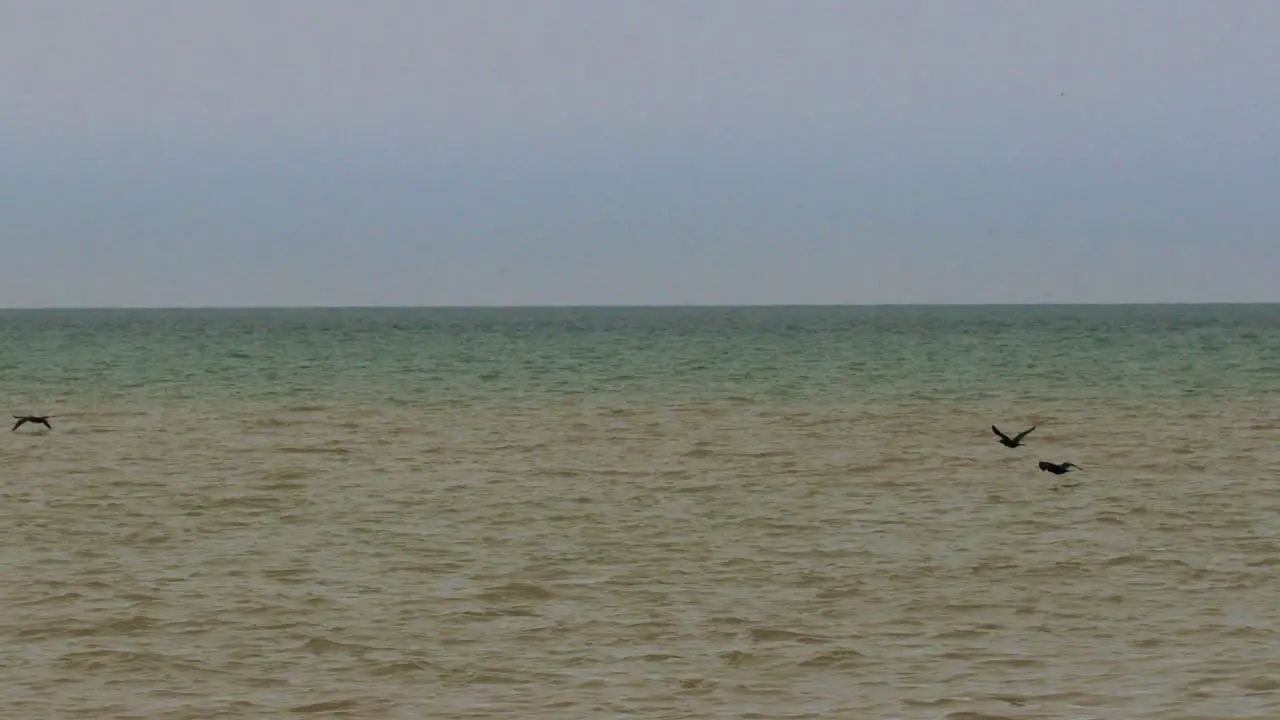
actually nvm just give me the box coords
[1,305,1277,408]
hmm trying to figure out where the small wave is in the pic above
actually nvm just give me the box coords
[261,468,313,483]
[634,652,683,662]
[100,615,160,633]
[797,648,865,667]
[718,649,754,667]
[1102,552,1149,566]
[289,698,362,713]
[55,647,205,671]
[672,483,720,493]
[676,677,716,691]
[737,448,796,458]
[278,445,351,456]
[748,627,825,643]
[250,418,301,428]
[1240,677,1280,692]
[476,582,555,601]
[815,585,863,599]
[208,494,286,510]
[458,671,528,685]
[446,607,538,619]
[122,531,172,546]
[708,615,752,625]
[261,566,312,582]
[368,658,436,676]
[284,405,329,413]
[931,628,989,640]
[974,655,1045,669]
[298,636,375,655]
[489,441,549,453]
[16,591,83,606]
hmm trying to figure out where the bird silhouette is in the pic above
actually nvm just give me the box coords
[1038,460,1081,475]
[992,424,1036,448]
[12,415,52,431]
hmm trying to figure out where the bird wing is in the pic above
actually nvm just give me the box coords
[991,425,1012,442]
[1013,426,1036,442]
[12,417,27,431]
[38,418,51,428]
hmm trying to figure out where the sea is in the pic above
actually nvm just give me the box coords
[1,304,1278,719]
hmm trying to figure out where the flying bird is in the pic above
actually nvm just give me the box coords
[1038,461,1081,475]
[12,415,52,431]
[992,424,1036,448]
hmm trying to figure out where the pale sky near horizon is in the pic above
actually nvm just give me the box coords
[2,1,1278,307]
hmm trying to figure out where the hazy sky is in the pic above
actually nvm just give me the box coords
[3,1,1278,306]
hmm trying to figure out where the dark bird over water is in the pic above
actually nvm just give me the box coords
[1038,461,1081,475]
[992,424,1036,448]
[12,415,52,431]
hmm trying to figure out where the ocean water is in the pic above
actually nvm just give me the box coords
[1,304,1278,719]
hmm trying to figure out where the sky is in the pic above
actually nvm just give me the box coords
[2,0,1278,307]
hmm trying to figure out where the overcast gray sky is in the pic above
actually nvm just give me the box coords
[2,0,1277,307]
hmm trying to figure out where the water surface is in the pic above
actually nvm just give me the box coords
[2,305,1278,718]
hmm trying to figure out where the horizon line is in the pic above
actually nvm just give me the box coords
[1,301,1278,311]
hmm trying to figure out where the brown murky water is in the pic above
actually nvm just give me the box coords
[3,305,1279,718]
[4,392,1279,719]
